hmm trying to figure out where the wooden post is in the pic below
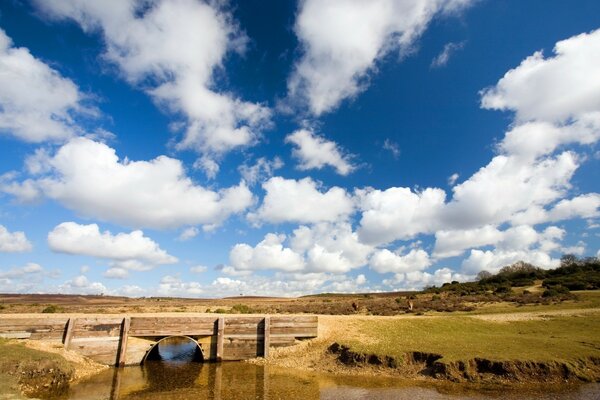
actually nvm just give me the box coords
[263,316,270,358]
[216,317,224,361]
[63,318,75,349]
[117,317,130,367]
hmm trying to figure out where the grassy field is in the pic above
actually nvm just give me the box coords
[341,312,600,363]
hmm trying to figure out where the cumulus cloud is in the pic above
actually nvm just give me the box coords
[0,263,49,293]
[292,222,373,273]
[357,187,446,245]
[228,222,373,275]
[0,262,43,279]
[35,0,271,172]
[433,225,503,259]
[230,233,305,272]
[0,29,92,142]
[238,157,284,185]
[481,29,600,123]
[249,177,354,225]
[288,0,474,115]
[462,249,560,274]
[48,222,177,269]
[58,275,107,295]
[370,248,432,274]
[0,225,32,252]
[383,267,472,291]
[3,138,254,230]
[158,275,204,297]
[178,227,199,241]
[285,129,355,175]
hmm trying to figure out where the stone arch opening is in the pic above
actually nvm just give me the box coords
[142,336,205,364]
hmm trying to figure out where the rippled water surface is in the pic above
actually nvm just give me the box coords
[64,338,600,400]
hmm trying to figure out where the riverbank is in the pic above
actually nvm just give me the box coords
[259,309,600,384]
[0,339,107,399]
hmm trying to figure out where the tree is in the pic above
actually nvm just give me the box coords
[476,270,493,281]
[560,254,578,267]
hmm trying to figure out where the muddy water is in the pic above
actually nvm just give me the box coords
[64,338,599,400]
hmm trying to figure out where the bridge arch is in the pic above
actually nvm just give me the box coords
[142,335,205,364]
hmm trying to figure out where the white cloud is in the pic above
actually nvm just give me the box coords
[230,233,305,272]
[104,267,129,279]
[48,222,177,268]
[59,275,107,295]
[158,275,204,297]
[288,0,474,115]
[0,263,51,293]
[35,0,271,170]
[190,265,207,274]
[291,222,373,274]
[285,129,355,175]
[238,157,284,185]
[383,267,472,290]
[447,173,459,186]
[443,151,579,229]
[461,249,560,274]
[0,225,33,252]
[249,177,354,225]
[178,227,199,241]
[357,186,446,245]
[431,41,465,68]
[0,29,93,142]
[0,262,43,279]
[561,242,586,256]
[370,248,432,274]
[356,274,367,285]
[228,222,373,275]
[383,139,400,159]
[433,225,503,258]
[481,29,600,123]
[3,138,254,230]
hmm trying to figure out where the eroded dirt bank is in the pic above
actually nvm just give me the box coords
[0,340,107,399]
[255,312,600,384]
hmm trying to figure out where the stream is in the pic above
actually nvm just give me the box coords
[62,337,600,400]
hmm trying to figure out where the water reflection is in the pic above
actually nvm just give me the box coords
[65,338,600,400]
[67,364,600,400]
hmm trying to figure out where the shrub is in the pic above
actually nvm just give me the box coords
[542,286,570,298]
[41,305,60,313]
[231,304,253,314]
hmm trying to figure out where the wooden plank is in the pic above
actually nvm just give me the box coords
[130,329,215,337]
[216,317,224,361]
[117,317,130,367]
[63,318,75,349]
[263,317,270,358]
[270,316,318,323]
[0,332,31,339]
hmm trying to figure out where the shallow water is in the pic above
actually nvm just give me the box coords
[63,338,600,400]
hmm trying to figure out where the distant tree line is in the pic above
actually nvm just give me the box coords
[424,255,600,297]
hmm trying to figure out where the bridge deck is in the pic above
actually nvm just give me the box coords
[0,314,318,366]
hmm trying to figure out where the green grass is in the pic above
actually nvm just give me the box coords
[466,290,600,315]
[341,313,600,364]
[0,339,74,397]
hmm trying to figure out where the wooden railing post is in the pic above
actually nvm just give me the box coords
[63,317,75,349]
[216,317,224,361]
[117,317,130,367]
[263,316,270,358]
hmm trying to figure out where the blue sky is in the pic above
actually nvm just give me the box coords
[0,0,599,297]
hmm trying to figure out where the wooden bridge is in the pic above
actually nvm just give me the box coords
[0,314,318,366]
